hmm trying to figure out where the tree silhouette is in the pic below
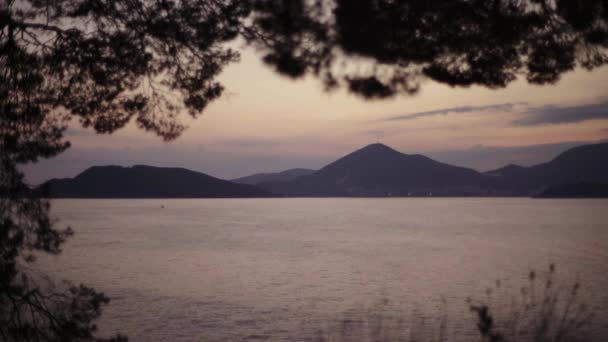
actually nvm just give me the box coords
[249,0,607,99]
[1,0,606,340]
[1,0,249,340]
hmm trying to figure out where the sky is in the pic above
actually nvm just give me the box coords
[23,45,608,184]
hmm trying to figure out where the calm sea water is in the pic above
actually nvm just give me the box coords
[38,198,608,341]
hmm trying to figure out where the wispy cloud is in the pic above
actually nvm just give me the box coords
[374,99,608,126]
[513,100,608,126]
[379,103,526,122]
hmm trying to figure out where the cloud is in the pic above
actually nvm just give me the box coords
[513,100,608,126]
[373,99,608,127]
[379,102,526,122]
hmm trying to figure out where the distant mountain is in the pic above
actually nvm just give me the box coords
[39,165,269,198]
[37,142,608,198]
[231,168,316,185]
[483,142,608,194]
[535,183,608,198]
[259,143,483,196]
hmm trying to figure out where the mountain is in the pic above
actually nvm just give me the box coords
[259,143,483,196]
[483,142,608,194]
[36,142,608,198]
[231,168,316,185]
[39,165,270,198]
[535,183,608,198]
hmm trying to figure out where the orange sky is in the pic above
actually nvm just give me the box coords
[24,46,608,183]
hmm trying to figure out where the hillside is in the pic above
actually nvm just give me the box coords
[39,165,269,198]
[37,142,608,198]
[535,183,608,198]
[483,142,608,194]
[259,143,482,196]
[231,168,316,185]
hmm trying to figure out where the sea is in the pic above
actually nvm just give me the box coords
[36,198,608,341]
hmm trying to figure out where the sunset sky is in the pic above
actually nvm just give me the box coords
[23,45,608,184]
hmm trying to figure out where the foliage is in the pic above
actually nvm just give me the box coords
[1,0,606,340]
[310,298,449,342]
[309,266,594,342]
[249,0,608,99]
[469,264,594,342]
[1,0,250,340]
[0,154,127,341]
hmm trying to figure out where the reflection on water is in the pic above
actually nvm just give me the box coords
[38,198,608,341]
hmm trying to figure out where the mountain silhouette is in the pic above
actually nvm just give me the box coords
[483,142,608,194]
[231,168,316,185]
[39,165,269,198]
[37,142,608,198]
[259,143,482,196]
[535,183,608,198]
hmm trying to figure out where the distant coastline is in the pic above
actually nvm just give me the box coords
[39,142,608,199]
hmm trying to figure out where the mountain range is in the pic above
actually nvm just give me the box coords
[535,183,608,198]
[260,142,608,197]
[39,142,608,198]
[259,143,482,196]
[482,143,608,194]
[39,165,269,198]
[231,168,315,185]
